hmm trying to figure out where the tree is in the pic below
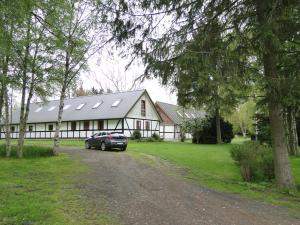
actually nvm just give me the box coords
[109,0,298,189]
[227,101,256,137]
[49,0,112,154]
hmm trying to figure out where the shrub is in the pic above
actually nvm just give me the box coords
[180,132,186,142]
[151,132,160,140]
[230,141,274,182]
[0,145,54,158]
[191,116,234,144]
[131,130,142,140]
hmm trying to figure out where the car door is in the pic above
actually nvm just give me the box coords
[94,132,104,148]
[90,133,98,147]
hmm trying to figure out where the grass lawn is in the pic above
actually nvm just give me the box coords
[0,149,118,225]
[1,138,299,214]
[127,139,300,213]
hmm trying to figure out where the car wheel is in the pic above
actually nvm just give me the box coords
[85,141,91,149]
[121,146,127,151]
[100,142,106,151]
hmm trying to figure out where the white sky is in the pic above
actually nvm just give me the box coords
[82,51,178,105]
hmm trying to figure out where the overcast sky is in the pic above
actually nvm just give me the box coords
[82,51,178,105]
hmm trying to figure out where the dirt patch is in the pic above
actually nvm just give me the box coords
[60,147,300,225]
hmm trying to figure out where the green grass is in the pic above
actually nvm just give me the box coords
[127,140,300,213]
[2,138,299,214]
[0,148,118,225]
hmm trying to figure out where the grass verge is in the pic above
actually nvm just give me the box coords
[127,141,300,214]
[0,146,118,225]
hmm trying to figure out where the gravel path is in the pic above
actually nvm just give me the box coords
[60,148,299,225]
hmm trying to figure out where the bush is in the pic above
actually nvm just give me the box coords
[192,116,234,144]
[230,141,274,182]
[151,132,160,140]
[0,145,55,158]
[131,130,142,140]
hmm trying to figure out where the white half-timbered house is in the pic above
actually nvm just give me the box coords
[155,101,205,140]
[1,90,162,139]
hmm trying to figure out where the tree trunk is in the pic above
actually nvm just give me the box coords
[17,20,31,158]
[53,82,67,154]
[286,108,299,156]
[256,0,296,190]
[216,108,222,144]
[4,86,11,157]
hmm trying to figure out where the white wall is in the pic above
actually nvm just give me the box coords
[126,93,160,121]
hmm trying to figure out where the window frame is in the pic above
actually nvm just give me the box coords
[71,121,77,131]
[145,121,150,131]
[141,100,146,117]
[48,124,54,131]
[28,125,33,132]
[136,120,141,130]
[98,120,104,130]
[83,121,90,130]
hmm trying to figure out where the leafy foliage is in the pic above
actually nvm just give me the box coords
[183,116,234,144]
[230,141,274,182]
[131,130,142,140]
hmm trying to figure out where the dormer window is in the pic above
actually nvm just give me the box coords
[141,100,146,116]
[112,99,121,107]
[76,103,85,110]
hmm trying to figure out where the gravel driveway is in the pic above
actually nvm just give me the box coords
[60,148,299,225]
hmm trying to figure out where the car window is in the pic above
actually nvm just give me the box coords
[101,132,106,136]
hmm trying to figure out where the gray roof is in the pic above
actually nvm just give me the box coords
[11,90,146,124]
[156,101,206,125]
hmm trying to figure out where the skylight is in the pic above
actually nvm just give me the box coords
[191,113,196,118]
[111,99,121,107]
[185,112,191,118]
[76,103,85,110]
[48,106,56,111]
[35,107,42,112]
[63,105,71,110]
[92,101,103,109]
[177,111,183,117]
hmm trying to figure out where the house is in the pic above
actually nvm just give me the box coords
[155,101,205,140]
[1,90,162,139]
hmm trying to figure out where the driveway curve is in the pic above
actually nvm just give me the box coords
[60,148,299,225]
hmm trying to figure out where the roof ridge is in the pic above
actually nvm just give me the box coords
[156,101,178,107]
[32,89,145,105]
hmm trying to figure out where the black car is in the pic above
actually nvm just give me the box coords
[85,131,128,151]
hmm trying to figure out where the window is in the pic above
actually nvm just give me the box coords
[76,103,85,110]
[112,99,121,107]
[35,107,42,112]
[145,121,150,131]
[48,124,54,131]
[71,121,76,131]
[48,106,56,111]
[184,112,190,118]
[92,101,103,109]
[63,105,71,110]
[84,121,90,130]
[28,125,33,132]
[141,100,146,116]
[177,111,183,117]
[136,120,141,130]
[98,120,104,130]
[11,126,15,132]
